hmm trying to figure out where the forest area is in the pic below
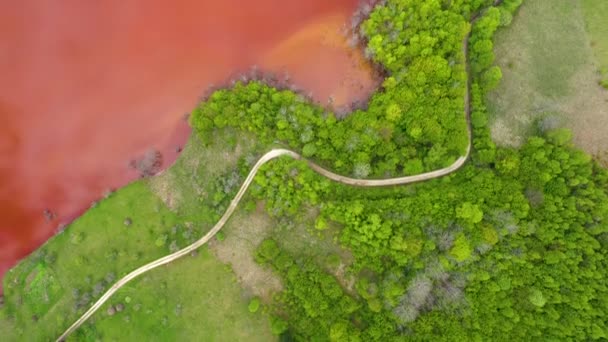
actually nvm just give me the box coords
[191,0,608,340]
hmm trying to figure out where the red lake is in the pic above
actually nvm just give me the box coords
[0,0,379,292]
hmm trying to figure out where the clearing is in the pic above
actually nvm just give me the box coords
[208,204,283,301]
[488,0,608,164]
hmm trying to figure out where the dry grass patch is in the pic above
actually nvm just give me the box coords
[582,0,608,87]
[563,69,608,164]
[208,204,282,301]
[148,172,182,211]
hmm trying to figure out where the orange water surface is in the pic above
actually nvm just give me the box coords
[0,0,379,292]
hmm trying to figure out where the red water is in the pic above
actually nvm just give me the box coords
[0,0,378,292]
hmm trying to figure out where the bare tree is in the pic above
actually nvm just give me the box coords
[407,275,433,309]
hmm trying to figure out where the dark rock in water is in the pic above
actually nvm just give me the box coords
[43,209,55,221]
[135,149,163,177]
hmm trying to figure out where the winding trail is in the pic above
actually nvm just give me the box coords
[57,148,472,341]
[55,2,500,339]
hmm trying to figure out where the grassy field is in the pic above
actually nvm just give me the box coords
[488,0,608,163]
[0,130,276,341]
[74,247,273,341]
[582,0,608,87]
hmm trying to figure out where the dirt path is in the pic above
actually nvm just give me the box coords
[55,2,501,339]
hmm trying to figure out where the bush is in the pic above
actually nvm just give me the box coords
[270,316,288,335]
[248,297,260,313]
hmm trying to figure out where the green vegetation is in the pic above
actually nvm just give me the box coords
[2,182,181,340]
[2,0,608,341]
[582,0,608,88]
[192,1,472,177]
[191,0,608,340]
[76,248,273,341]
[248,297,261,313]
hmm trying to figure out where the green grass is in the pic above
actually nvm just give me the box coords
[73,247,274,341]
[487,0,608,153]
[22,264,63,317]
[581,0,608,87]
[1,182,182,340]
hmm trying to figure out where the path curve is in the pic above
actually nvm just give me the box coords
[56,2,496,339]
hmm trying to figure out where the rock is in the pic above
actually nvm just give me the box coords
[115,303,125,312]
[128,159,137,169]
[124,218,132,227]
[56,223,67,234]
[43,209,55,221]
[107,306,116,316]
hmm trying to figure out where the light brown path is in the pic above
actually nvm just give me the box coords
[56,1,502,338]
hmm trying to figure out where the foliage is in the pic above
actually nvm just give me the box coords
[256,239,397,340]
[3,0,608,341]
